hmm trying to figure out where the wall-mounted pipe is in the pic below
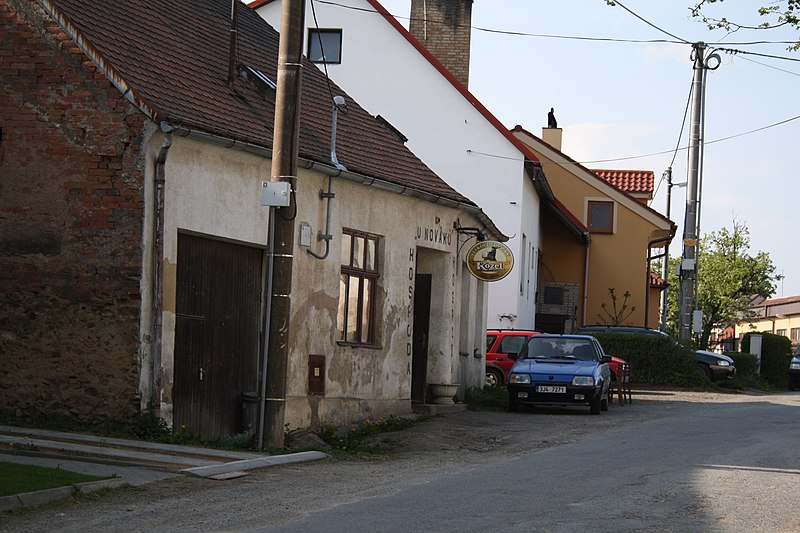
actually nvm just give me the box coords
[163,124,506,241]
[150,121,173,415]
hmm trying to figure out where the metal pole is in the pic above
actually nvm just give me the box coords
[679,42,705,343]
[263,0,305,450]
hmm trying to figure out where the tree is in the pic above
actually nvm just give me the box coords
[691,0,800,51]
[665,219,782,349]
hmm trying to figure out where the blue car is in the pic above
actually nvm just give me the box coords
[507,334,612,415]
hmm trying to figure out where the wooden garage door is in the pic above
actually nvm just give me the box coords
[173,234,262,440]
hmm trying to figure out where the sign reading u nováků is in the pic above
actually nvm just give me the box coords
[465,241,513,282]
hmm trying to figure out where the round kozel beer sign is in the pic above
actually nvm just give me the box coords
[466,241,514,282]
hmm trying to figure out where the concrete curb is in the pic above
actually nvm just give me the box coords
[0,478,126,512]
[182,450,329,478]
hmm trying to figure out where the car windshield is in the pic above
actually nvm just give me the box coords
[526,338,597,361]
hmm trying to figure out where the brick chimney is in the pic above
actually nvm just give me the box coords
[409,0,473,87]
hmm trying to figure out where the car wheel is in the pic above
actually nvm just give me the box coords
[601,395,609,411]
[697,363,712,380]
[590,394,601,415]
[485,369,503,389]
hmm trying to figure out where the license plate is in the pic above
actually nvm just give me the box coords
[536,385,566,393]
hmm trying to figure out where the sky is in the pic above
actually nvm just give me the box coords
[374,0,800,298]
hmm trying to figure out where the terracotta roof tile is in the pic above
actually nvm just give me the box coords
[755,295,800,307]
[591,170,654,194]
[47,0,473,206]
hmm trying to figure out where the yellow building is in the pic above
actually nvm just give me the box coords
[512,125,675,331]
[734,295,800,350]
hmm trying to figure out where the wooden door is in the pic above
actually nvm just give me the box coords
[173,234,262,440]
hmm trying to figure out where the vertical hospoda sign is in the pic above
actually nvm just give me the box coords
[466,241,514,282]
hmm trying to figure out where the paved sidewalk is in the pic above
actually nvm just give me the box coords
[0,425,327,512]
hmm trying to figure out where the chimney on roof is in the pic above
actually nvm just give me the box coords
[409,0,474,87]
[542,107,562,151]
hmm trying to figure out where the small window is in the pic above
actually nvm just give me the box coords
[777,329,787,338]
[792,328,800,341]
[337,229,379,345]
[588,201,614,233]
[308,29,342,64]
[544,286,564,305]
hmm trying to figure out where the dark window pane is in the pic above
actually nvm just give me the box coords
[308,29,342,63]
[589,202,613,232]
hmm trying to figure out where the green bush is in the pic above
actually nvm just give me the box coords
[741,332,792,387]
[726,352,758,379]
[589,332,707,387]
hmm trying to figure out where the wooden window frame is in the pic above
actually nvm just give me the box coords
[337,229,379,346]
[588,200,614,234]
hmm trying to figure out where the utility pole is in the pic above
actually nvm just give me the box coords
[678,42,719,342]
[262,0,305,449]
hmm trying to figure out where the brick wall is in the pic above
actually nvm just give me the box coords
[0,0,147,421]
[409,0,473,87]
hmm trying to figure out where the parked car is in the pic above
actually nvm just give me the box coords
[789,345,800,390]
[485,330,540,388]
[507,334,612,415]
[694,350,736,381]
[573,325,736,381]
[487,329,628,387]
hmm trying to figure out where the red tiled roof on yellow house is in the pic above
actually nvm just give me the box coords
[591,169,655,204]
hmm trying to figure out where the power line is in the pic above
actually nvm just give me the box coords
[315,0,798,47]
[607,0,690,44]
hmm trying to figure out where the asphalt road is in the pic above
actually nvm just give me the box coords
[3,391,800,532]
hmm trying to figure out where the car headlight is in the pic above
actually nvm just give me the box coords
[572,376,594,386]
[715,360,730,367]
[509,374,531,384]
[791,362,800,370]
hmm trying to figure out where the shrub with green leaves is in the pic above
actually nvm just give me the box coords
[589,332,707,387]
[741,332,792,387]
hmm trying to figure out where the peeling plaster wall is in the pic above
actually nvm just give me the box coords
[151,136,271,425]
[142,135,486,431]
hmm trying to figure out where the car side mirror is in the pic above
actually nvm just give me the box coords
[508,352,519,361]
[601,355,612,363]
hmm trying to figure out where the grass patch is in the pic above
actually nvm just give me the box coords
[0,462,109,497]
[319,415,421,457]
[465,386,508,411]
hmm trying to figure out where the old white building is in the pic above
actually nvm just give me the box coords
[1,0,503,438]
[252,0,551,330]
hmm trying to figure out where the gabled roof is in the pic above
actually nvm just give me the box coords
[249,0,544,168]
[591,170,654,196]
[248,0,593,238]
[511,125,674,232]
[40,0,489,215]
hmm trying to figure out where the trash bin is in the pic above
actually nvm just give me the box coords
[240,392,260,433]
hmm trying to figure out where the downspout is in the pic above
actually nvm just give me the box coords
[645,227,676,329]
[151,121,174,415]
[582,237,590,326]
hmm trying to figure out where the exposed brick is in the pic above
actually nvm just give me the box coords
[1,0,146,422]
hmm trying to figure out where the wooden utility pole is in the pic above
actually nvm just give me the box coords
[263,0,305,449]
